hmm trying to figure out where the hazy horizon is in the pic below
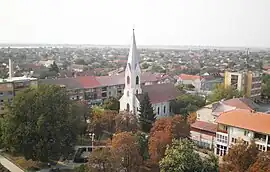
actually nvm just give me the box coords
[1,0,270,47]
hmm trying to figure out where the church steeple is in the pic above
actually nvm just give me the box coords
[119,29,142,113]
[127,29,140,71]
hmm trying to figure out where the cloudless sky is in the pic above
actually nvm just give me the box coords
[0,0,270,47]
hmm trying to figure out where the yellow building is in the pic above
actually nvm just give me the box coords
[224,70,261,101]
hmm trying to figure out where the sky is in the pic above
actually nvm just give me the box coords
[0,0,270,47]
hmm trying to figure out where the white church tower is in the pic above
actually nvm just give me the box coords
[119,29,142,113]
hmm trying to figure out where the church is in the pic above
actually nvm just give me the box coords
[119,29,180,118]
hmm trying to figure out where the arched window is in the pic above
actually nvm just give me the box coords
[157,107,160,115]
[136,76,139,85]
[163,106,166,113]
[127,76,130,85]
[136,90,138,95]
[126,103,130,111]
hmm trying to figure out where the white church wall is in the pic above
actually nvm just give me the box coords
[152,101,170,118]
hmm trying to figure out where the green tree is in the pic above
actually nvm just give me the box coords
[209,84,242,103]
[135,131,149,161]
[262,74,270,98]
[49,61,59,73]
[74,164,87,172]
[170,94,205,117]
[103,97,120,112]
[159,139,218,172]
[138,93,156,133]
[0,84,81,162]
[159,139,202,172]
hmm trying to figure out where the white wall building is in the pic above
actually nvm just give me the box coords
[119,29,180,117]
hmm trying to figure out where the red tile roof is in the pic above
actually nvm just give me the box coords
[179,74,201,81]
[76,76,101,88]
[191,121,217,133]
[216,109,270,134]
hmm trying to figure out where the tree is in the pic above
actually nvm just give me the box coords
[138,93,156,133]
[89,108,117,140]
[187,112,197,124]
[248,151,270,172]
[159,139,203,172]
[209,84,243,103]
[171,115,190,139]
[74,164,88,172]
[111,132,143,172]
[0,84,81,162]
[262,74,270,98]
[103,97,120,112]
[148,118,173,163]
[49,61,59,73]
[114,112,139,133]
[220,140,259,172]
[159,139,218,172]
[148,116,190,164]
[170,94,205,117]
[88,147,119,172]
[135,131,149,160]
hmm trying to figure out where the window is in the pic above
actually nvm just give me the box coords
[102,87,107,91]
[0,92,3,96]
[216,145,227,156]
[127,91,129,97]
[216,134,228,144]
[244,130,250,136]
[126,103,130,111]
[256,144,266,151]
[231,138,237,143]
[136,76,139,85]
[157,107,160,115]
[163,106,166,113]
[136,90,138,95]
[127,76,130,85]
[244,141,249,145]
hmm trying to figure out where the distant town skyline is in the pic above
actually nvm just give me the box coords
[0,0,270,47]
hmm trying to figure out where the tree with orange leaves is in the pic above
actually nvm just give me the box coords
[148,117,173,163]
[187,112,197,124]
[148,116,190,164]
[111,132,143,172]
[220,140,259,172]
[248,151,270,172]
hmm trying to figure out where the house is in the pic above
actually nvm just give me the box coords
[215,109,270,156]
[119,29,180,118]
[177,74,202,91]
[190,98,261,150]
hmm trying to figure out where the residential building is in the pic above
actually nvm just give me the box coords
[119,29,180,117]
[215,109,270,156]
[224,70,262,101]
[177,74,223,93]
[191,98,260,149]
[0,59,38,115]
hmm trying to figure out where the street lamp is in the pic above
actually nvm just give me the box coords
[89,133,95,149]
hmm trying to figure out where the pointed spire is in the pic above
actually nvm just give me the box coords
[127,29,140,70]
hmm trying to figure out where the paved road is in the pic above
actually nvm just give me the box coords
[0,154,24,172]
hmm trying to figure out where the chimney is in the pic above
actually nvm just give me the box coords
[8,58,13,79]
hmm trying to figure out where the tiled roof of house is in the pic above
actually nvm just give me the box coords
[179,74,201,81]
[223,98,260,111]
[216,109,270,134]
[191,121,217,133]
[137,83,180,104]
[40,72,160,89]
